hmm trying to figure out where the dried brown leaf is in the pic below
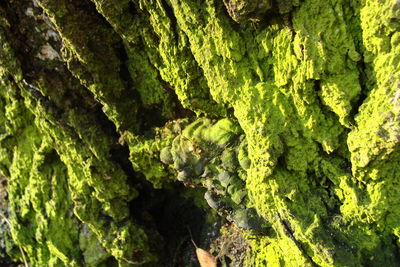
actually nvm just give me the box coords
[196,247,217,267]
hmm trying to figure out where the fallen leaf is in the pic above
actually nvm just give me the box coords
[196,247,217,267]
[187,226,217,267]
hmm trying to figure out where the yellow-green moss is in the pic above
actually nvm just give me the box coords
[1,0,400,265]
[0,8,154,264]
[347,0,400,235]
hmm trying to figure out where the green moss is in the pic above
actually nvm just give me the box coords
[126,120,186,188]
[79,224,111,266]
[98,0,400,264]
[89,0,226,117]
[127,118,243,188]
[29,96,154,264]
[0,84,81,265]
[346,0,400,234]
[37,0,139,133]
[0,24,81,264]
[182,118,241,147]
[0,9,155,264]
[1,0,400,265]
[166,0,399,264]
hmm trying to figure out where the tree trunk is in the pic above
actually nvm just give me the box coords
[0,0,399,266]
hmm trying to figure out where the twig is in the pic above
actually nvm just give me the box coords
[187,226,198,248]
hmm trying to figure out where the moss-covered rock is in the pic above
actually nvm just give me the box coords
[1,0,400,265]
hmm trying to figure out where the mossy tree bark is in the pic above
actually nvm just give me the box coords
[0,0,400,266]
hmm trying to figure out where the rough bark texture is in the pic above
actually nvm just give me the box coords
[0,0,400,266]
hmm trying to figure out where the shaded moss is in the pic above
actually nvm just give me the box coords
[0,77,81,265]
[0,1,155,263]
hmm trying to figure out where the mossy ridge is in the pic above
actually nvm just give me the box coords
[164,0,399,265]
[89,0,226,117]
[86,0,180,120]
[36,0,139,134]
[0,52,97,266]
[18,43,155,266]
[0,3,155,264]
[0,14,78,264]
[347,0,400,235]
[134,0,227,117]
[0,74,81,265]
[9,136,81,266]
